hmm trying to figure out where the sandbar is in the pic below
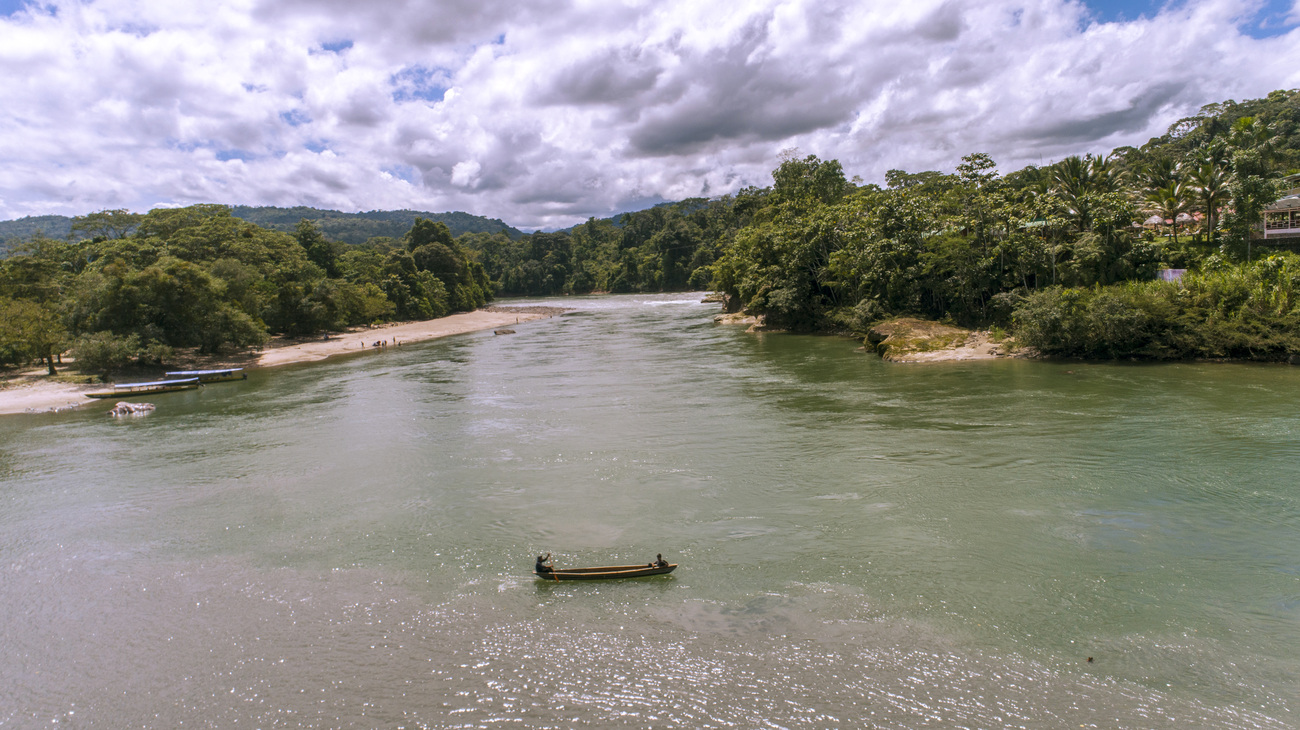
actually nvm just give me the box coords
[1,307,559,415]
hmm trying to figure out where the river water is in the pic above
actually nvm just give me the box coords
[2,293,1298,729]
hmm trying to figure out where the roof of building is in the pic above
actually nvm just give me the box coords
[1265,194,1300,212]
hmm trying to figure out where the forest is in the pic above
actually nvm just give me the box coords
[0,207,491,372]
[2,89,1299,373]
[712,88,1300,360]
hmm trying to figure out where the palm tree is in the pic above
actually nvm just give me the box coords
[1227,117,1281,160]
[1051,154,1121,231]
[1134,156,1180,192]
[1143,183,1191,240]
[1186,156,1230,242]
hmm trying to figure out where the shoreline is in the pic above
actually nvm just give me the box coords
[0,307,564,416]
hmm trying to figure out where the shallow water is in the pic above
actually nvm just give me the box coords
[2,293,1298,728]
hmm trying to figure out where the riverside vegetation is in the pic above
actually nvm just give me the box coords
[2,89,1299,375]
[711,88,1300,361]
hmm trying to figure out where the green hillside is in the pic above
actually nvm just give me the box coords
[1,207,523,254]
[0,216,74,251]
[229,207,523,244]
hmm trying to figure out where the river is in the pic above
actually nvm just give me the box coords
[2,293,1298,728]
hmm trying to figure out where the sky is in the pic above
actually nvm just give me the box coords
[0,0,1298,230]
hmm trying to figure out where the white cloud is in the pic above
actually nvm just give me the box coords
[0,0,1297,229]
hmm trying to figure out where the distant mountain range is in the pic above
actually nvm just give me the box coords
[0,206,525,252]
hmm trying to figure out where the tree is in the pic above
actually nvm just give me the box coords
[1223,148,1280,262]
[71,209,143,240]
[294,219,340,277]
[1186,156,1230,242]
[956,152,998,187]
[71,332,140,374]
[1051,154,1122,231]
[1142,182,1191,240]
[772,154,848,206]
[70,257,267,352]
[0,297,66,372]
[405,218,456,251]
[1227,117,1282,161]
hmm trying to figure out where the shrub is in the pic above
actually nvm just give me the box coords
[1012,255,1300,360]
[73,332,141,373]
[848,298,888,331]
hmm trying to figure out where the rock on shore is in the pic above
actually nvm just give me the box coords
[867,318,1010,362]
[712,312,787,333]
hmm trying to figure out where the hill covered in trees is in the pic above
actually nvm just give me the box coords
[0,206,524,254]
[0,216,75,248]
[228,207,524,244]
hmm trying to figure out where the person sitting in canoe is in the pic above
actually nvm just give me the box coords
[651,553,668,568]
[535,553,553,574]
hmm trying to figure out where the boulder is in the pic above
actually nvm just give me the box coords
[494,329,516,335]
[109,401,155,417]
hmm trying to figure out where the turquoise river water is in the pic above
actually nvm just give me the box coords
[1,293,1298,729]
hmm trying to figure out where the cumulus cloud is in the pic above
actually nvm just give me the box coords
[0,0,1297,229]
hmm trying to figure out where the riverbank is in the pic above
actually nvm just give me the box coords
[715,312,1018,362]
[865,318,1016,362]
[0,307,562,415]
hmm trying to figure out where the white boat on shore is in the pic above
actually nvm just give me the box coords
[164,368,246,383]
[85,378,202,399]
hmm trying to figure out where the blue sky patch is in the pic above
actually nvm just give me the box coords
[391,66,451,103]
[321,39,353,53]
[1084,0,1296,37]
[216,149,255,162]
[1083,0,1166,22]
[305,140,330,153]
[280,110,311,127]
[382,165,422,185]
[1237,0,1299,37]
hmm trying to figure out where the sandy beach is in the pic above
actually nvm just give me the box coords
[256,308,553,367]
[0,307,560,416]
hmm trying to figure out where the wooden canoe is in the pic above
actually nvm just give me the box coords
[85,378,202,399]
[165,368,246,383]
[535,563,677,581]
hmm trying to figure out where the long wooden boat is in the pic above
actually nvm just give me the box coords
[535,563,677,581]
[165,368,246,383]
[85,378,202,399]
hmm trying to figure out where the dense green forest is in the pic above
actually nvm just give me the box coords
[0,215,76,247]
[228,207,523,244]
[0,206,492,372]
[0,206,523,254]
[3,89,1299,374]
[459,198,737,296]
[0,195,727,372]
[713,88,1300,360]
